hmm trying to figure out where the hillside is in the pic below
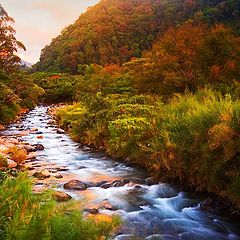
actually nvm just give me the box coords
[34,0,240,73]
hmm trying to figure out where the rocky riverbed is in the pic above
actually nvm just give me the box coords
[1,106,240,240]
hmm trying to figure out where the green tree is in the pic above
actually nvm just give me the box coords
[0,5,25,73]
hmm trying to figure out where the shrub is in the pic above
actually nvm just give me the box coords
[8,146,27,165]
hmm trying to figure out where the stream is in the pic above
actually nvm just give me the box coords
[2,106,240,240]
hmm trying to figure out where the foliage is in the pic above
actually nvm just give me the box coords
[33,0,240,73]
[0,173,119,240]
[0,4,25,73]
[125,23,240,96]
[56,89,240,206]
[31,72,79,103]
[0,71,44,124]
[0,7,44,124]
[8,146,27,165]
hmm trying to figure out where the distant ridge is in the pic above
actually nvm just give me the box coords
[21,60,33,68]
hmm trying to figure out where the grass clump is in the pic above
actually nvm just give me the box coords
[0,173,119,240]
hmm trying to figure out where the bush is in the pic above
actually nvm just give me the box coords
[8,146,27,165]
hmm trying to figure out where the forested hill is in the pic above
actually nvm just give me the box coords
[34,0,240,73]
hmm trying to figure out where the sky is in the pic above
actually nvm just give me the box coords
[1,0,100,64]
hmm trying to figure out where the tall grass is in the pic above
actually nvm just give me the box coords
[56,89,240,206]
[0,173,119,240]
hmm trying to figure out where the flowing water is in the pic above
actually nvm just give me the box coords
[2,106,240,240]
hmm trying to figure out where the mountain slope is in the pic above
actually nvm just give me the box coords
[34,0,240,73]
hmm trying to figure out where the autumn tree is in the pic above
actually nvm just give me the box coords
[0,4,25,73]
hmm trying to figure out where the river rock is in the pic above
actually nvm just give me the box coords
[33,170,51,179]
[53,191,72,202]
[24,145,36,152]
[7,159,17,168]
[55,174,63,179]
[84,208,99,214]
[100,183,113,189]
[0,124,5,131]
[57,166,69,171]
[63,180,87,191]
[95,181,109,187]
[102,201,118,211]
[34,144,44,151]
[57,129,65,134]
[113,179,130,187]
[145,177,158,186]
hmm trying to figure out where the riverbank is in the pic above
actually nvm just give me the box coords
[51,95,240,218]
[1,105,240,239]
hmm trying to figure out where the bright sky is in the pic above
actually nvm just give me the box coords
[1,0,100,64]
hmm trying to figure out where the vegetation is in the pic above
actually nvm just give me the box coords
[0,173,119,240]
[0,5,44,124]
[51,22,240,207]
[1,0,240,226]
[34,0,240,73]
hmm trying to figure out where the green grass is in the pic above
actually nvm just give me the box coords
[0,173,119,240]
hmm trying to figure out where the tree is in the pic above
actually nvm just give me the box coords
[0,5,25,73]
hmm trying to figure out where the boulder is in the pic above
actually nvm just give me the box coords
[84,208,99,214]
[113,179,130,187]
[0,124,5,131]
[63,180,87,191]
[7,159,17,168]
[55,174,63,179]
[57,129,65,134]
[102,201,118,211]
[145,177,158,186]
[24,145,36,152]
[34,144,44,151]
[100,183,113,189]
[33,170,51,179]
[53,191,72,202]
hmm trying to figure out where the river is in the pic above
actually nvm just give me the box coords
[2,106,240,240]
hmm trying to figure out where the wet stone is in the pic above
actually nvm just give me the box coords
[34,144,44,151]
[84,208,99,214]
[57,129,65,134]
[24,145,36,152]
[63,180,87,191]
[55,174,63,179]
[53,191,72,202]
[33,170,51,179]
